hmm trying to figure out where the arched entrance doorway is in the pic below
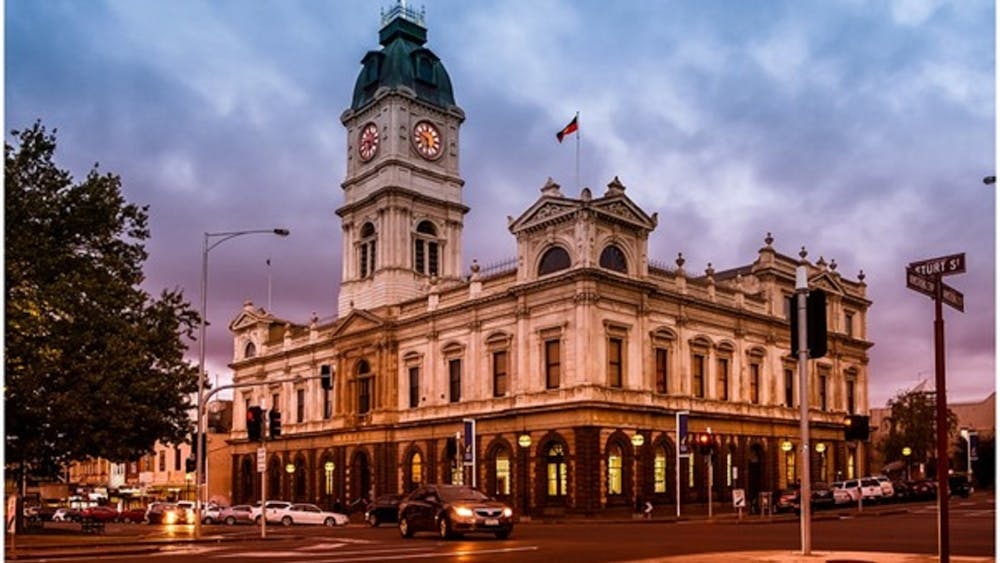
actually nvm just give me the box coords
[350,450,372,507]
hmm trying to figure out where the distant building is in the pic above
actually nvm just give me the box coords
[870,383,994,476]
[228,6,874,516]
[64,400,233,506]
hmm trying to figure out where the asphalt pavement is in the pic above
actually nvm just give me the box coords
[4,497,995,563]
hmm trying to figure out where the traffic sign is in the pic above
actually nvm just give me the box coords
[908,253,965,277]
[257,447,266,473]
[906,269,964,312]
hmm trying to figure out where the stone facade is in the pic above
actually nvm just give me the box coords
[227,7,873,516]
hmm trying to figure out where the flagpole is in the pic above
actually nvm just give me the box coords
[266,257,272,311]
[574,111,580,190]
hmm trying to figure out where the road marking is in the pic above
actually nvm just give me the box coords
[212,545,539,562]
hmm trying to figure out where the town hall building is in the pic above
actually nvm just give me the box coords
[227,5,873,517]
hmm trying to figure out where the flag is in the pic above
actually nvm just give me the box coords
[556,116,578,143]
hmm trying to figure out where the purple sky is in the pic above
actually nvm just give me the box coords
[6,1,995,408]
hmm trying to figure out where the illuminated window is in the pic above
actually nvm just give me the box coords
[324,461,334,495]
[495,450,511,496]
[653,447,667,493]
[493,351,508,397]
[607,444,623,495]
[546,444,568,497]
[411,452,423,485]
[785,450,797,486]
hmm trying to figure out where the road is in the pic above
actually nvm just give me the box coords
[18,497,995,562]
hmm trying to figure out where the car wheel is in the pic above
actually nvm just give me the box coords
[438,516,452,540]
[367,513,379,527]
[495,529,511,540]
[224,516,236,525]
[323,517,336,527]
[254,515,261,524]
[399,516,413,538]
[281,516,293,526]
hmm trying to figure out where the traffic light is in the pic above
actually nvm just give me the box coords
[790,290,828,359]
[185,458,196,473]
[269,409,282,439]
[247,406,263,442]
[320,364,332,391]
[691,432,716,455]
[843,414,870,441]
[190,431,207,471]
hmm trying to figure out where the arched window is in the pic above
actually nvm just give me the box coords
[607,444,623,495]
[494,448,511,496]
[244,341,257,359]
[653,446,667,493]
[413,220,439,276]
[356,360,373,415]
[410,451,423,489]
[546,444,568,497]
[599,244,628,273]
[538,247,570,276]
[359,222,377,278]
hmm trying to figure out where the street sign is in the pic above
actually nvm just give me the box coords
[906,270,936,297]
[256,447,266,473]
[908,253,965,277]
[940,284,965,312]
[906,269,964,312]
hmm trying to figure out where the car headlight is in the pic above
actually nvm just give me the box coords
[165,513,176,524]
[454,507,474,518]
[502,507,513,517]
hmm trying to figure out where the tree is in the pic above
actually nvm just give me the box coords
[877,389,957,473]
[5,122,200,478]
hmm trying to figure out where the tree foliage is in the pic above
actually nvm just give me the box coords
[877,388,957,466]
[5,122,200,475]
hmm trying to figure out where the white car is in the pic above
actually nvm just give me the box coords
[272,503,349,527]
[832,479,883,503]
[870,475,895,499]
[51,508,75,522]
[250,500,292,523]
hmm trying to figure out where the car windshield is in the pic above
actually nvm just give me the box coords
[438,486,490,502]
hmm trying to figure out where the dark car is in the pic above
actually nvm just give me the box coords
[774,483,835,513]
[365,494,403,527]
[889,480,913,502]
[773,489,799,513]
[398,484,514,539]
[808,482,836,509]
[948,474,972,498]
[119,507,147,523]
[908,479,937,501]
[80,505,120,522]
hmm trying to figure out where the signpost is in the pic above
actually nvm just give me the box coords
[905,252,966,563]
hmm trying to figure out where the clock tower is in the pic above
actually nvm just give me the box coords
[337,4,467,316]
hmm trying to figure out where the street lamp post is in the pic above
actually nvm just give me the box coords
[195,228,289,540]
[902,447,912,481]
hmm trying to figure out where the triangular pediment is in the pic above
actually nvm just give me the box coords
[590,196,657,231]
[809,271,845,296]
[229,306,275,332]
[508,197,579,233]
[331,309,387,338]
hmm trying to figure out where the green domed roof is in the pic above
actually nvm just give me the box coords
[351,7,456,111]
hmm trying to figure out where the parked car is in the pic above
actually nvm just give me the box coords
[889,480,913,502]
[217,504,255,525]
[773,489,799,513]
[119,507,147,523]
[51,508,81,522]
[365,494,403,527]
[948,474,972,498]
[250,500,292,523]
[398,484,514,539]
[201,504,224,524]
[80,505,120,522]
[831,479,883,503]
[908,479,937,501]
[870,475,895,499]
[271,503,349,527]
[808,482,837,509]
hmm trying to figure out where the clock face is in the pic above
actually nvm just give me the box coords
[412,121,442,160]
[358,123,379,161]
